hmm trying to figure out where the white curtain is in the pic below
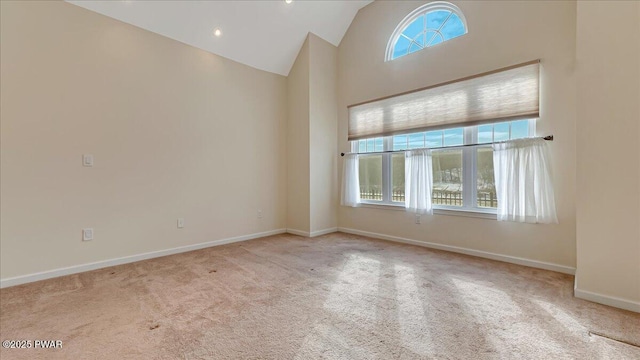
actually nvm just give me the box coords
[341,154,361,207]
[492,138,558,223]
[405,149,433,214]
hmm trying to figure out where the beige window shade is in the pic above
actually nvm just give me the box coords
[348,60,540,141]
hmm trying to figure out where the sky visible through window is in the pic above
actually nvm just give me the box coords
[392,10,466,60]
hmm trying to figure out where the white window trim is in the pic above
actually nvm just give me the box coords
[385,1,468,62]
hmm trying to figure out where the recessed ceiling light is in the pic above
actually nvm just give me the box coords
[213,28,222,37]
[285,0,293,4]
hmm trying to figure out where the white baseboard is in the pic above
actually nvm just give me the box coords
[310,227,338,237]
[286,228,310,237]
[338,227,576,275]
[574,287,640,313]
[286,228,338,238]
[0,228,287,289]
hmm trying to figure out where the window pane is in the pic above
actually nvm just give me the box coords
[432,149,463,206]
[366,138,375,152]
[494,122,510,142]
[393,135,408,151]
[425,31,439,46]
[441,13,466,40]
[375,137,384,152]
[358,137,384,153]
[408,132,425,149]
[392,153,405,202]
[409,41,422,54]
[426,130,443,147]
[444,128,463,146]
[358,140,366,153]
[413,32,426,48]
[510,119,529,139]
[359,155,382,201]
[477,147,497,208]
[402,15,424,40]
[478,124,493,144]
[393,36,411,59]
[428,33,444,47]
[426,10,451,30]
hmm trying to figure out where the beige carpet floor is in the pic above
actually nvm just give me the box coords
[1,232,639,359]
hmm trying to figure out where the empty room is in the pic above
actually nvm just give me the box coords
[1,0,639,358]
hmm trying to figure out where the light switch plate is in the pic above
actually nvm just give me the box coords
[83,228,94,241]
[83,154,94,167]
[177,218,185,229]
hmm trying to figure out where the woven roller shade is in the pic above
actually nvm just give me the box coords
[348,60,540,141]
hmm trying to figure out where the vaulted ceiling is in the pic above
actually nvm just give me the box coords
[67,0,373,76]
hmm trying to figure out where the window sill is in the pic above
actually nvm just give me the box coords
[433,207,497,220]
[353,202,497,220]
[358,202,406,211]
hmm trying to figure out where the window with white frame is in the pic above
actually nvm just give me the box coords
[353,119,534,212]
[386,1,467,61]
[346,61,541,213]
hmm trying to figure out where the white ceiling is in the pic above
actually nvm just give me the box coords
[67,0,372,76]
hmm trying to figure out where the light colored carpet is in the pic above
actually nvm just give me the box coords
[1,232,639,359]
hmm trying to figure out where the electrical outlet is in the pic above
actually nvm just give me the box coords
[177,218,185,229]
[415,214,421,224]
[82,228,94,241]
[257,210,263,219]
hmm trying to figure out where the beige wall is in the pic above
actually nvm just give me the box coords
[0,1,287,280]
[338,1,577,268]
[309,34,338,234]
[287,37,311,233]
[575,1,640,308]
[287,34,338,235]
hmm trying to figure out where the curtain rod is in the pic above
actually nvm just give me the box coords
[340,135,553,157]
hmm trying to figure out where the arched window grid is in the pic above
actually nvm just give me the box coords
[385,2,468,62]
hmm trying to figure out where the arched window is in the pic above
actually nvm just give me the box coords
[386,2,467,61]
